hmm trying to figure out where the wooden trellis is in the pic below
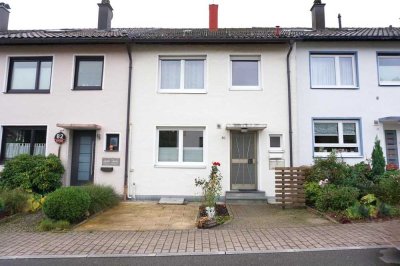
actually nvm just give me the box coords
[275,167,306,209]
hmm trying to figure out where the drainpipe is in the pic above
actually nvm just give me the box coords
[124,43,133,200]
[286,40,294,167]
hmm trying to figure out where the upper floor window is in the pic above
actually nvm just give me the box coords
[0,126,47,162]
[313,119,361,157]
[310,53,358,89]
[159,57,205,93]
[378,54,400,86]
[230,56,261,90]
[7,57,53,93]
[74,56,104,90]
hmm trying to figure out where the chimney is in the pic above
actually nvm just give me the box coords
[209,4,218,31]
[98,0,113,31]
[310,0,325,30]
[0,2,11,32]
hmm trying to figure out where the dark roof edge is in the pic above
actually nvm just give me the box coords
[0,37,130,45]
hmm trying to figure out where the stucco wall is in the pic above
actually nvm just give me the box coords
[0,44,129,194]
[129,44,291,198]
[295,41,400,166]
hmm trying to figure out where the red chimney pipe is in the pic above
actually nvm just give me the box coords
[209,4,218,31]
[275,26,281,37]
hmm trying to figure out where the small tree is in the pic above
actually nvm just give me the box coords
[371,137,385,177]
[195,162,223,207]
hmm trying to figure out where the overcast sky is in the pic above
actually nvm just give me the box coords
[5,0,400,30]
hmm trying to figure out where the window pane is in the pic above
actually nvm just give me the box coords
[311,57,336,86]
[232,60,259,86]
[315,136,339,143]
[3,128,31,159]
[77,60,103,87]
[343,123,357,144]
[183,131,203,162]
[158,131,178,162]
[161,60,181,89]
[270,136,281,148]
[39,61,52,90]
[314,123,338,135]
[339,57,354,85]
[184,60,204,89]
[378,57,400,82]
[11,62,37,90]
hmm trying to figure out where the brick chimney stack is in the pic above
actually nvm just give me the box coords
[209,4,218,31]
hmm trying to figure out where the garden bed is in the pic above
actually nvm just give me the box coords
[196,203,230,229]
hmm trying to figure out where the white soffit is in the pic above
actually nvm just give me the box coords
[56,123,102,130]
[226,124,267,131]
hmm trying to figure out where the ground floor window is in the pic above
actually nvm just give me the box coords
[0,126,47,161]
[157,128,204,164]
[313,119,361,157]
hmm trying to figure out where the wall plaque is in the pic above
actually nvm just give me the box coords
[102,158,120,166]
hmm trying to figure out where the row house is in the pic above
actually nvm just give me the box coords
[0,1,399,201]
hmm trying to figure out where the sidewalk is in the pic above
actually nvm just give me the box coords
[0,220,398,258]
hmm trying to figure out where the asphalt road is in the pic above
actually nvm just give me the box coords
[1,248,399,266]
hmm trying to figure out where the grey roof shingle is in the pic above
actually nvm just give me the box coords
[1,27,400,44]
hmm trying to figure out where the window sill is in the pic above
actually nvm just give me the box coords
[378,83,400,87]
[310,86,359,90]
[157,89,207,94]
[313,154,363,159]
[230,86,262,91]
[154,164,207,169]
[5,90,50,94]
[104,150,119,152]
[73,86,103,91]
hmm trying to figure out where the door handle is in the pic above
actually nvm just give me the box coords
[248,158,254,164]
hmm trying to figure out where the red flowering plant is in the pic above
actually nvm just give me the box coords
[195,162,223,207]
[386,163,399,171]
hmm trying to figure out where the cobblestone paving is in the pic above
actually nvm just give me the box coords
[0,220,398,257]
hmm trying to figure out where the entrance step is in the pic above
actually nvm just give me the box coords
[225,191,268,203]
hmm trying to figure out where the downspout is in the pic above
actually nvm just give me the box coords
[124,43,133,200]
[286,40,294,167]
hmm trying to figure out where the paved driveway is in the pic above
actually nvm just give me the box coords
[76,202,199,231]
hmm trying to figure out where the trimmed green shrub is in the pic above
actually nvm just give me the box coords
[315,185,359,212]
[0,154,64,195]
[374,173,400,205]
[80,185,119,215]
[346,203,368,219]
[371,138,385,178]
[43,187,90,223]
[0,189,29,215]
[306,152,351,185]
[378,203,400,218]
[38,219,70,232]
[305,181,321,206]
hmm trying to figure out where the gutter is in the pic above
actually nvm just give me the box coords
[286,40,294,167]
[124,43,133,200]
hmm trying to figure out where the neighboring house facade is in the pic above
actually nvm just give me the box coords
[0,1,399,201]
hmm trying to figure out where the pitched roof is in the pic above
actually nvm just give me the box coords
[1,27,400,44]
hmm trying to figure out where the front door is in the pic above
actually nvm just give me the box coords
[385,130,399,166]
[231,131,257,190]
[71,130,96,186]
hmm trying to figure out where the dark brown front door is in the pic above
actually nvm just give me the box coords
[71,130,96,186]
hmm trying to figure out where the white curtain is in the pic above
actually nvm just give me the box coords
[77,61,103,86]
[311,57,336,86]
[39,61,52,90]
[339,57,354,85]
[343,123,356,135]
[11,62,37,90]
[183,148,203,162]
[159,148,179,162]
[184,60,204,89]
[314,123,338,135]
[160,60,181,89]
[5,143,31,159]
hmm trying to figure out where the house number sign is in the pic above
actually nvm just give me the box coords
[54,132,67,144]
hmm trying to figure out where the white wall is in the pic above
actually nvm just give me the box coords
[0,45,129,194]
[129,44,291,198]
[295,41,400,166]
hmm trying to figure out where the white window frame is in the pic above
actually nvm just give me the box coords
[230,55,261,91]
[313,120,361,158]
[269,134,284,152]
[155,127,206,167]
[310,54,358,89]
[377,54,400,86]
[158,56,206,94]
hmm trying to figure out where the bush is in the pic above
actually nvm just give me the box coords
[38,219,70,232]
[43,187,90,223]
[0,154,64,195]
[0,189,29,215]
[26,194,46,213]
[0,198,4,212]
[315,185,359,212]
[374,173,400,205]
[371,138,386,178]
[80,185,119,215]
[346,203,368,219]
[378,203,400,218]
[305,181,321,206]
[306,152,351,185]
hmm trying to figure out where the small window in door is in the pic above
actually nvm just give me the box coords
[105,134,119,151]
